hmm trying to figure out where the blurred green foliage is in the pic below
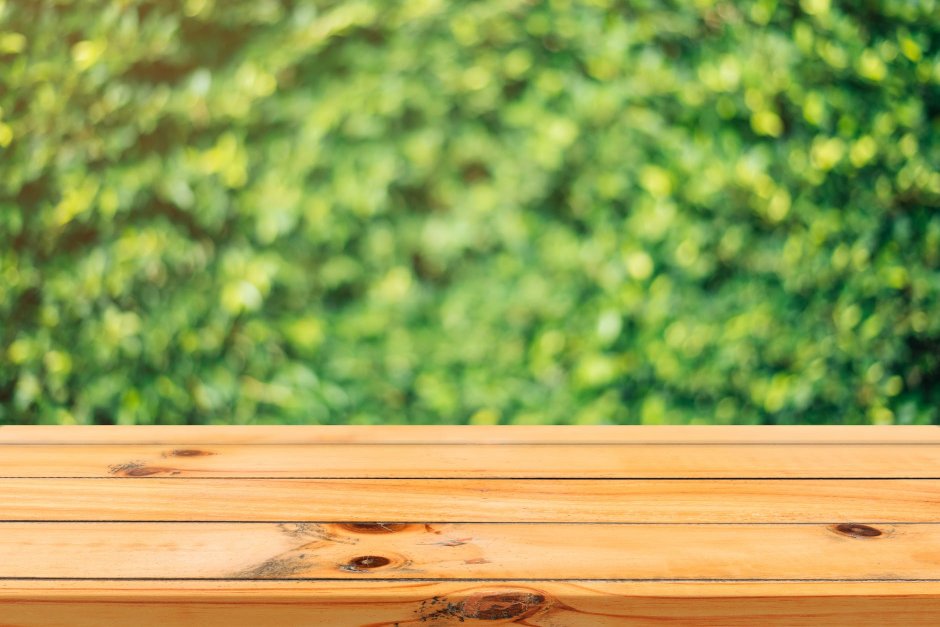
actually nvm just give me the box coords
[1,0,939,425]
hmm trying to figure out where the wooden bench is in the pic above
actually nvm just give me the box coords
[1,425,938,625]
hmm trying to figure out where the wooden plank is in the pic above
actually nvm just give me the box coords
[2,425,938,445]
[2,427,936,625]
[3,443,939,478]
[2,522,938,580]
[2,478,938,522]
[1,580,939,626]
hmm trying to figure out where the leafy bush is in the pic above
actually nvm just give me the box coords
[2,0,939,425]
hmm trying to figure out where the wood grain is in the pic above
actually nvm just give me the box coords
[2,581,939,626]
[2,521,938,580]
[3,425,938,626]
[2,478,938,522]
[2,424,938,444]
[3,443,939,477]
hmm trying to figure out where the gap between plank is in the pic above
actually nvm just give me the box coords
[4,476,940,480]
[1,442,937,446]
[1,521,938,525]
[3,578,940,583]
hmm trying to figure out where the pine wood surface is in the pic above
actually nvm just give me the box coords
[2,581,940,627]
[2,521,939,580]
[3,424,939,444]
[3,581,940,627]
[3,443,940,477]
[1,425,938,625]
[3,478,940,522]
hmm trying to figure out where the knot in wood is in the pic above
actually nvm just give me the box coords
[338,522,408,534]
[168,449,212,457]
[833,523,882,538]
[460,591,546,620]
[342,555,391,572]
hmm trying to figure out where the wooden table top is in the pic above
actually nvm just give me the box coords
[1,425,939,626]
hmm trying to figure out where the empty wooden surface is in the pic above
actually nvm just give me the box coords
[4,443,940,477]
[3,521,940,580]
[4,581,940,627]
[1,425,938,626]
[3,581,940,627]
[3,425,939,444]
[4,478,940,522]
